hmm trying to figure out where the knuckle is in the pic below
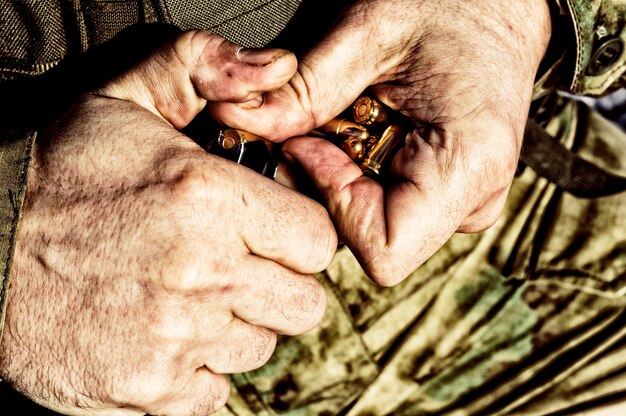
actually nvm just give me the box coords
[144,34,208,127]
[268,106,317,141]
[172,29,218,63]
[166,160,213,205]
[305,213,338,273]
[176,30,255,102]
[459,200,506,233]
[276,276,327,335]
[370,273,404,287]
[214,327,276,373]
[160,243,236,293]
[362,251,412,287]
[306,282,327,331]
[158,152,230,216]
[152,232,231,294]
[194,375,231,415]
[124,368,177,407]
[162,255,204,292]
[208,376,231,413]
[471,212,501,232]
[249,327,277,368]
[366,263,404,287]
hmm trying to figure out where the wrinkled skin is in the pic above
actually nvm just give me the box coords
[0,31,337,415]
[212,0,552,286]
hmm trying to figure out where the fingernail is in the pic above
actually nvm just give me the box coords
[238,94,264,109]
[236,47,290,66]
[403,130,420,160]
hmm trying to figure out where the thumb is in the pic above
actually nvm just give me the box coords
[210,13,390,141]
[95,30,298,129]
[283,135,422,286]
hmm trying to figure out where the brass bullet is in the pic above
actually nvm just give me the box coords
[352,96,389,125]
[317,118,370,141]
[219,129,265,149]
[221,135,237,150]
[340,137,365,161]
[359,124,404,175]
[363,136,379,151]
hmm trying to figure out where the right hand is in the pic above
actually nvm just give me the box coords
[0,31,337,415]
[212,0,551,286]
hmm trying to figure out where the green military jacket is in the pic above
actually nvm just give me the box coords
[1,1,626,415]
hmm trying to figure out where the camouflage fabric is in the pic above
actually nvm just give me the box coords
[0,0,626,414]
[218,96,626,415]
[533,0,626,97]
[563,0,626,95]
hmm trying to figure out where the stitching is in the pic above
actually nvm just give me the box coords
[565,0,585,92]
[208,0,280,30]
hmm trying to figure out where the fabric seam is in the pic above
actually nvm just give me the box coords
[0,130,36,349]
[565,0,584,93]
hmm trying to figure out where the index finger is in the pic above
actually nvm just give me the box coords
[233,165,338,274]
[96,30,298,130]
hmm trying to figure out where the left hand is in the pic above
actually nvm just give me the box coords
[2,30,335,416]
[211,0,552,285]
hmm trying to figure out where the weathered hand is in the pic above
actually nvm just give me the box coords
[0,31,336,415]
[212,0,552,285]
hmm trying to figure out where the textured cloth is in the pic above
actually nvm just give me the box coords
[0,129,34,358]
[565,0,626,95]
[533,0,626,97]
[0,0,303,82]
[219,98,626,415]
[0,1,625,415]
[160,0,301,48]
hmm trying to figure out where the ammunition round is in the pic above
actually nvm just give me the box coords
[223,129,265,144]
[359,159,382,176]
[221,135,237,150]
[340,137,365,161]
[318,118,370,141]
[358,124,404,175]
[352,96,388,125]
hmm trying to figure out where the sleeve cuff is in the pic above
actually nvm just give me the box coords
[0,128,35,347]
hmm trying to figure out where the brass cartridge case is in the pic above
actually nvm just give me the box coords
[352,96,389,125]
[219,129,265,149]
[359,124,404,175]
[340,137,365,161]
[317,118,370,141]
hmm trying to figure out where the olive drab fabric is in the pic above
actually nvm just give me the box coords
[0,0,303,81]
[161,0,301,48]
[564,0,626,95]
[1,1,626,415]
[220,97,626,415]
